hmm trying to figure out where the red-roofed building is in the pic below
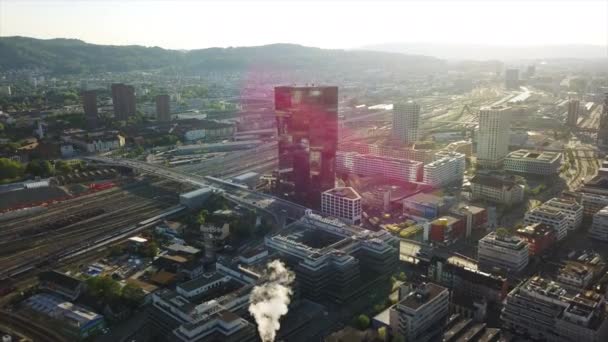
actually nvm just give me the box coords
[516,223,556,256]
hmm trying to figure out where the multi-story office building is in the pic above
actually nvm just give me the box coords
[582,193,608,217]
[265,210,398,303]
[321,187,362,225]
[501,276,570,341]
[336,151,422,183]
[403,193,450,219]
[502,276,608,342]
[525,205,569,241]
[543,197,583,231]
[477,106,510,169]
[275,86,338,207]
[423,151,465,187]
[505,68,519,89]
[156,94,171,122]
[515,223,556,257]
[557,262,594,291]
[338,141,436,163]
[427,256,508,303]
[567,99,580,127]
[556,292,608,342]
[470,174,524,205]
[390,283,449,342]
[503,149,562,176]
[392,101,420,145]
[111,83,136,120]
[597,92,608,147]
[82,90,98,128]
[589,206,608,242]
[477,232,529,273]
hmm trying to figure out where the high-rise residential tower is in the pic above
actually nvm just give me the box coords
[111,83,136,120]
[82,90,98,129]
[275,86,338,208]
[566,99,580,127]
[598,92,608,147]
[392,101,420,145]
[477,105,510,169]
[156,94,170,122]
[505,69,519,89]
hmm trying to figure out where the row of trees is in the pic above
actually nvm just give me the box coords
[0,158,85,182]
[85,275,145,309]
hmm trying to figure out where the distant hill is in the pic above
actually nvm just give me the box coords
[0,36,444,74]
[360,42,608,61]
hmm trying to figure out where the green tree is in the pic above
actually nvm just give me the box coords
[377,327,387,341]
[196,209,209,225]
[141,241,159,258]
[121,283,145,308]
[86,275,121,301]
[54,160,72,175]
[26,159,55,177]
[0,158,25,180]
[495,227,510,238]
[355,314,370,330]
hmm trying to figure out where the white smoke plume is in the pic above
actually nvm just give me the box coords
[248,260,295,342]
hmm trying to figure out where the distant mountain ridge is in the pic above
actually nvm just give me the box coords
[0,36,444,74]
[360,42,608,61]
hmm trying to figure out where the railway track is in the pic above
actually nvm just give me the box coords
[0,311,67,342]
[0,179,181,272]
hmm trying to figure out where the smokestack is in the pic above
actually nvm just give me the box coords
[248,260,295,342]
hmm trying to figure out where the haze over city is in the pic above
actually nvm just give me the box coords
[1,0,607,51]
[1,1,608,342]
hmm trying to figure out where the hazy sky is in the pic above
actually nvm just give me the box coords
[0,0,606,50]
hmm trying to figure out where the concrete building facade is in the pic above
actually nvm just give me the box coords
[477,232,529,273]
[389,283,449,342]
[477,106,510,169]
[321,187,362,225]
[503,149,562,176]
[336,151,423,183]
[589,206,608,242]
[392,101,420,145]
[525,206,570,241]
[423,151,466,188]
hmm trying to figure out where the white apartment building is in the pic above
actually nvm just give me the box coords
[557,263,593,290]
[589,205,608,242]
[478,232,529,273]
[581,193,608,217]
[321,187,362,225]
[423,151,465,187]
[390,283,449,342]
[63,132,125,153]
[477,106,510,169]
[543,197,583,231]
[503,149,562,175]
[470,174,524,205]
[392,101,420,144]
[336,151,422,183]
[524,206,569,241]
[338,141,436,163]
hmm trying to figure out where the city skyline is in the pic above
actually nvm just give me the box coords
[1,0,606,50]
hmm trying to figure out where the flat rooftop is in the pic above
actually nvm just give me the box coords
[507,149,561,162]
[403,192,444,206]
[470,174,518,189]
[399,283,447,310]
[280,224,345,250]
[323,187,361,200]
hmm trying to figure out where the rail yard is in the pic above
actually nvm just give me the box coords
[0,176,190,281]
